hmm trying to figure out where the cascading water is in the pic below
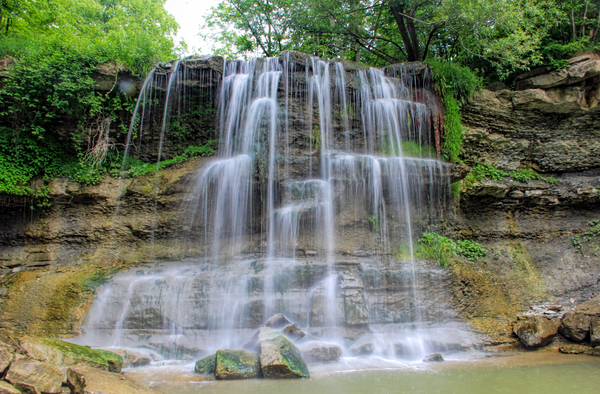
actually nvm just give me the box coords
[72,53,475,366]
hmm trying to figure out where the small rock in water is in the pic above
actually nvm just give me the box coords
[349,342,374,356]
[423,353,444,363]
[299,342,342,363]
[283,324,306,341]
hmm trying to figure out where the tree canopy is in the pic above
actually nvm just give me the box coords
[0,0,180,73]
[201,0,600,81]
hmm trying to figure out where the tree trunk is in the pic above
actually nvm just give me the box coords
[390,3,419,61]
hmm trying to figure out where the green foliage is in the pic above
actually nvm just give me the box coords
[368,215,381,232]
[508,169,542,183]
[465,164,557,186]
[470,164,509,182]
[415,232,487,267]
[451,181,462,201]
[0,0,181,203]
[429,61,481,163]
[395,245,413,260]
[456,240,488,261]
[399,141,435,158]
[312,126,321,151]
[123,142,217,178]
[573,219,600,256]
[0,0,179,74]
[415,232,457,268]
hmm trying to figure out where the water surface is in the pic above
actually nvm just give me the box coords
[125,352,600,394]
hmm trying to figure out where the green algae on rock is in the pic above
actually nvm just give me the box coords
[259,335,309,379]
[215,350,261,380]
[19,337,123,372]
[194,353,216,374]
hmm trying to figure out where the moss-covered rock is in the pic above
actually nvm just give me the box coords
[215,350,261,380]
[194,353,216,374]
[259,335,309,379]
[19,337,123,372]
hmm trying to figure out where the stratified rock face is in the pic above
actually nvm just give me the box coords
[462,83,600,172]
[194,354,216,374]
[0,381,21,394]
[19,337,123,372]
[0,341,15,373]
[513,316,559,347]
[5,355,63,394]
[259,335,309,379]
[515,55,600,90]
[67,365,161,394]
[299,342,342,363]
[214,350,261,380]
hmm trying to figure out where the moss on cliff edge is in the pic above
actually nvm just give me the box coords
[0,263,123,337]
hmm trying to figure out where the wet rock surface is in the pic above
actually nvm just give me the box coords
[298,342,342,363]
[67,365,161,394]
[19,337,123,373]
[194,354,216,374]
[423,353,444,362]
[215,350,261,380]
[513,316,559,347]
[259,335,309,379]
[5,355,63,394]
[0,341,15,373]
[0,381,21,394]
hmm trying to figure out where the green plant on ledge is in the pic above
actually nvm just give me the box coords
[368,215,381,232]
[464,163,558,187]
[414,231,488,267]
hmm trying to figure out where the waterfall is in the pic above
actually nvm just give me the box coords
[73,54,465,363]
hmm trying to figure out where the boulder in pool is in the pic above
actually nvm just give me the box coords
[194,353,216,374]
[560,312,591,342]
[298,342,342,363]
[513,316,559,347]
[423,353,444,362]
[260,334,309,378]
[215,350,261,380]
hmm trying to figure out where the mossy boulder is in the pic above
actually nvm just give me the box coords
[19,337,123,372]
[215,350,261,380]
[259,335,309,379]
[194,353,216,374]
